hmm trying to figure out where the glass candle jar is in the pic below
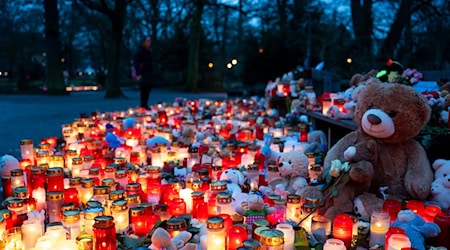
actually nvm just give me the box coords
[115,170,128,190]
[107,190,126,216]
[82,206,105,235]
[269,199,287,224]
[110,199,129,234]
[10,169,25,190]
[130,207,146,237]
[211,165,223,182]
[89,168,101,186]
[80,178,95,207]
[63,187,79,205]
[383,199,402,224]
[13,186,29,199]
[105,164,118,179]
[286,194,302,223]
[7,198,27,227]
[20,139,34,163]
[228,225,248,250]
[47,167,65,192]
[64,149,77,169]
[267,163,279,184]
[83,155,94,170]
[169,198,187,216]
[167,217,187,238]
[2,176,13,199]
[246,164,259,191]
[154,204,170,221]
[276,223,295,250]
[310,215,331,244]
[93,216,117,250]
[126,194,141,209]
[309,164,323,182]
[46,191,64,223]
[206,216,226,250]
[369,210,390,246]
[258,229,284,250]
[126,183,142,198]
[62,209,81,240]
[21,218,43,249]
[191,191,206,220]
[71,157,83,178]
[323,238,346,250]
[216,192,233,215]
[91,185,110,208]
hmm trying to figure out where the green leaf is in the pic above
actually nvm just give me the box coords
[330,188,339,197]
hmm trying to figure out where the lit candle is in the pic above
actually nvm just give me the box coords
[383,199,402,223]
[405,200,424,215]
[62,210,81,240]
[369,210,390,246]
[46,191,64,223]
[387,233,411,250]
[286,194,302,223]
[179,188,194,213]
[323,238,346,250]
[216,192,233,215]
[10,169,25,190]
[47,167,65,192]
[168,198,187,216]
[130,207,147,237]
[20,139,34,163]
[71,157,83,178]
[227,225,248,250]
[384,227,405,250]
[332,213,353,249]
[206,216,226,250]
[80,178,95,207]
[92,216,117,250]
[422,205,441,222]
[82,207,105,235]
[322,98,333,115]
[276,223,295,250]
[21,219,43,249]
[111,199,129,234]
[166,217,187,238]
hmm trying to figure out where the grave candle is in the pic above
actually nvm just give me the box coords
[46,191,64,223]
[383,199,402,223]
[369,210,390,246]
[323,238,346,250]
[80,178,94,207]
[111,199,129,234]
[71,157,83,178]
[130,207,146,237]
[227,225,248,250]
[20,139,34,163]
[387,233,411,250]
[276,223,295,250]
[82,206,105,235]
[92,216,116,250]
[47,167,64,192]
[2,176,13,199]
[62,210,81,240]
[206,216,226,250]
[21,219,43,249]
[332,213,353,249]
[10,169,25,190]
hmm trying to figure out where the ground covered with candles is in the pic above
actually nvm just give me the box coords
[0,96,448,250]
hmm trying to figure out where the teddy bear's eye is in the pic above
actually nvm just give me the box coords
[444,174,447,177]
[368,103,374,109]
[288,160,292,164]
[388,111,397,117]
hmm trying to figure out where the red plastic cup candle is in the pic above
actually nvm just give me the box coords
[46,167,64,192]
[227,225,248,249]
[405,200,424,215]
[131,207,147,236]
[431,212,450,249]
[64,187,79,204]
[169,198,187,216]
[332,213,353,249]
[383,199,402,223]
[422,205,441,222]
[93,216,117,250]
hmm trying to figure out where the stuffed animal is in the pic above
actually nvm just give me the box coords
[180,126,196,146]
[260,133,309,194]
[304,130,327,155]
[219,169,245,195]
[430,177,450,212]
[235,194,275,230]
[320,78,433,219]
[353,192,384,222]
[146,136,171,149]
[149,227,197,250]
[390,209,440,250]
[0,155,20,177]
[432,159,450,180]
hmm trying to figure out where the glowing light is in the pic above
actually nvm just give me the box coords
[258,48,264,53]
[208,62,214,68]
[346,58,352,64]
[231,59,237,65]
[226,63,232,69]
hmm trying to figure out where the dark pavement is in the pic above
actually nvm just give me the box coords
[0,88,227,158]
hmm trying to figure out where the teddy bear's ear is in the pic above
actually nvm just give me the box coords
[236,170,245,185]
[432,159,447,170]
[151,227,172,247]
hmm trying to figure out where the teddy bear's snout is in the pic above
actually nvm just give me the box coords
[367,114,382,125]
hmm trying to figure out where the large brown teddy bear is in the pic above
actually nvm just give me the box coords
[319,78,433,219]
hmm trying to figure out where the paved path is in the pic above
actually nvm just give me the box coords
[0,88,227,158]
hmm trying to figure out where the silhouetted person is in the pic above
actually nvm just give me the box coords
[133,36,153,109]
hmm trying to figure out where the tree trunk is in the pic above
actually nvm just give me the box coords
[185,0,204,92]
[44,0,67,95]
[104,0,127,98]
[378,0,413,60]
[350,0,374,68]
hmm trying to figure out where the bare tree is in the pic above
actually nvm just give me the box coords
[44,0,66,94]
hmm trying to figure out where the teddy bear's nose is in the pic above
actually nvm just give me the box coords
[367,114,382,125]
[278,162,283,167]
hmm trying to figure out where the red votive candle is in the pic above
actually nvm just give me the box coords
[332,213,353,249]
[405,200,424,215]
[431,212,450,249]
[64,187,79,204]
[131,207,147,236]
[228,225,248,250]
[46,167,64,192]
[423,205,442,222]
[383,199,402,223]
[169,198,187,216]
[93,216,117,250]
[2,176,13,199]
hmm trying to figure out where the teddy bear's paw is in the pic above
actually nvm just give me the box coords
[348,161,374,182]
[344,146,356,161]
